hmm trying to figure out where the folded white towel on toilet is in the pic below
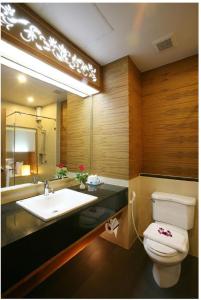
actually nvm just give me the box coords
[143,222,188,253]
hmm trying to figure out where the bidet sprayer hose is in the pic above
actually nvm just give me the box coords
[130,191,144,245]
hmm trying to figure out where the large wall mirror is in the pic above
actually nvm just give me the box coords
[1,64,92,190]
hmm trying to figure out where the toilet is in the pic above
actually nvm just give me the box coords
[143,192,196,288]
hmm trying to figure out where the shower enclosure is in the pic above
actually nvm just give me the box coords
[4,111,56,187]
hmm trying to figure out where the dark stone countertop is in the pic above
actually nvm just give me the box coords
[1,183,128,291]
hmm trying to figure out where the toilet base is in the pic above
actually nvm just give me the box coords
[152,262,181,288]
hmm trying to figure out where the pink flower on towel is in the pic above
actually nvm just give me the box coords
[158,227,172,237]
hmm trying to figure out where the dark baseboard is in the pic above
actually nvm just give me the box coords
[140,173,198,182]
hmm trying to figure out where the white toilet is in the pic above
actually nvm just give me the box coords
[143,192,196,288]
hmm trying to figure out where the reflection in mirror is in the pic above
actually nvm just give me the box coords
[1,64,92,190]
[6,126,37,186]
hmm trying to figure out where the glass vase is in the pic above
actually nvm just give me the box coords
[80,181,85,190]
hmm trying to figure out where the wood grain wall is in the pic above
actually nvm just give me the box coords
[60,57,132,180]
[60,93,91,172]
[61,55,198,180]
[60,101,67,165]
[91,57,129,179]
[60,57,142,180]
[128,57,142,178]
[142,55,198,178]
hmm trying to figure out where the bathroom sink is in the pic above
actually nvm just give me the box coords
[16,188,98,221]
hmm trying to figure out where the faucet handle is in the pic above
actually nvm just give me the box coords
[44,179,49,187]
[33,176,38,184]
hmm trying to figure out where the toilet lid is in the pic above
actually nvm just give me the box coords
[146,239,177,257]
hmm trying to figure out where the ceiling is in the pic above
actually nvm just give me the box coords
[28,3,198,72]
[1,65,67,107]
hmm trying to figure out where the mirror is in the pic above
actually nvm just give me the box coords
[1,64,92,190]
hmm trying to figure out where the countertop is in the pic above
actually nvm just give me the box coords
[2,183,127,247]
[2,183,128,291]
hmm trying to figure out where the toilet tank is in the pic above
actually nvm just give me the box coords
[152,192,196,230]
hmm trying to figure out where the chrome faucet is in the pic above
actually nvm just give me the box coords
[44,180,54,196]
[44,180,50,196]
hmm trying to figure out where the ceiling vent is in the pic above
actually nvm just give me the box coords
[153,33,175,52]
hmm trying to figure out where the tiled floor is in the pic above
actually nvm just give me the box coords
[27,237,198,299]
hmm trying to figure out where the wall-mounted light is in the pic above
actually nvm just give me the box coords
[1,40,99,98]
[21,165,31,176]
[17,73,27,83]
[27,96,34,103]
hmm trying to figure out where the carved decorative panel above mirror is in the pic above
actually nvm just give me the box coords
[1,3,102,91]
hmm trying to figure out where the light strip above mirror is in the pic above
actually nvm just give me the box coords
[1,40,99,97]
[1,3,102,96]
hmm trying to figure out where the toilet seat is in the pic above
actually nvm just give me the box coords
[147,239,177,257]
[144,237,188,266]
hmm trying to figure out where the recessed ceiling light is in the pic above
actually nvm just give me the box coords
[17,74,27,83]
[27,96,34,103]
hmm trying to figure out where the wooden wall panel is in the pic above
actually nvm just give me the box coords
[66,93,91,172]
[128,57,142,178]
[92,57,129,179]
[60,57,142,181]
[142,55,198,178]
[60,101,67,165]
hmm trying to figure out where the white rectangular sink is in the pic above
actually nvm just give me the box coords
[16,188,98,221]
